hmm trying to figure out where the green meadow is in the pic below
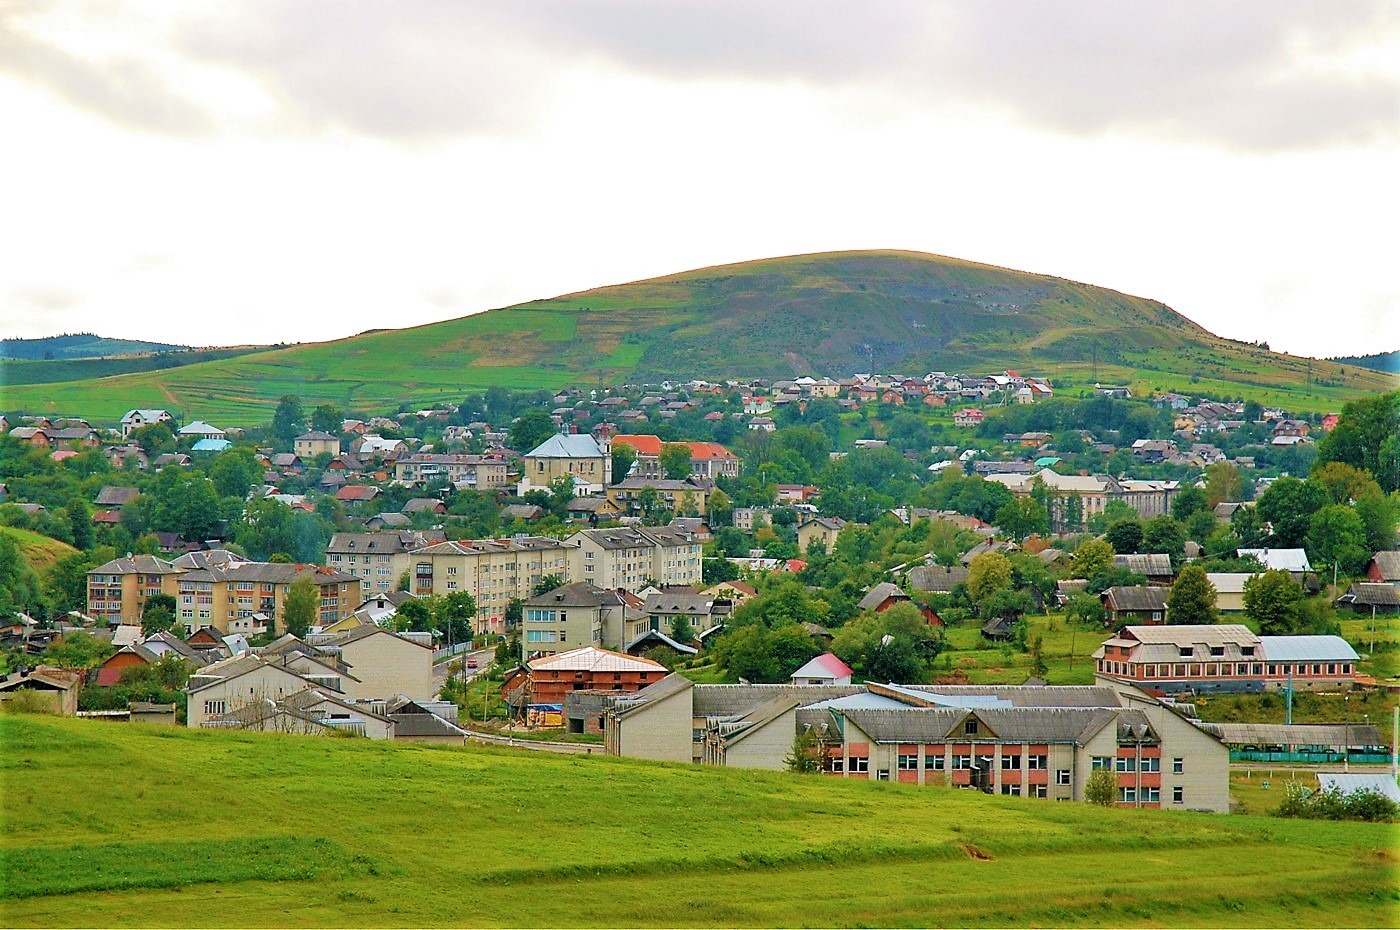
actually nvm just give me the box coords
[1,714,1395,928]
[6,251,1391,426]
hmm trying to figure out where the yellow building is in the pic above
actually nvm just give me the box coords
[518,433,611,495]
[408,536,576,634]
[86,555,183,625]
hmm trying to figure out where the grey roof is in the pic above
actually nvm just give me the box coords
[837,706,1144,745]
[1370,551,1400,582]
[327,531,428,554]
[525,433,605,458]
[1258,635,1359,663]
[625,629,698,655]
[906,564,968,593]
[526,582,625,609]
[1199,722,1384,749]
[90,554,180,575]
[642,592,712,615]
[716,695,802,745]
[1238,548,1313,573]
[1316,773,1400,803]
[390,711,467,738]
[610,672,695,717]
[857,582,908,611]
[94,485,140,506]
[1339,583,1400,608]
[1104,586,1169,612]
[1112,553,1173,576]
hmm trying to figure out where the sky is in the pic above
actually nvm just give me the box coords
[2,1,1397,358]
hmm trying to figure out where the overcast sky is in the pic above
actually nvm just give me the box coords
[3,1,1397,358]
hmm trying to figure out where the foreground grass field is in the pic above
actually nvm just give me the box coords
[1,715,1395,928]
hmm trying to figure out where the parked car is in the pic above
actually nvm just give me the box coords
[466,658,479,669]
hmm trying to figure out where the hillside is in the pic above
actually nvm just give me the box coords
[1,715,1393,928]
[0,526,78,576]
[1334,350,1400,375]
[0,333,190,360]
[4,251,1393,425]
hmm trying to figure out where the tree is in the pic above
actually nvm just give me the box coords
[670,614,694,644]
[283,575,319,637]
[1167,565,1217,625]
[141,593,178,636]
[1306,505,1369,577]
[210,447,262,499]
[1203,461,1243,508]
[1070,539,1115,580]
[1243,569,1304,635]
[660,443,693,481]
[1256,477,1326,549]
[272,395,305,443]
[1314,391,1399,493]
[1085,768,1116,806]
[532,575,565,596]
[784,726,822,774]
[393,596,436,633]
[611,441,637,481]
[129,422,176,456]
[1029,635,1048,678]
[437,591,477,643]
[505,597,525,630]
[66,499,93,551]
[994,497,1049,542]
[310,404,344,435]
[1142,516,1186,559]
[508,410,555,453]
[967,552,1013,615]
[1171,485,1209,523]
[1104,519,1144,554]
[1308,461,1381,506]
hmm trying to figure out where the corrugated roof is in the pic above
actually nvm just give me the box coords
[526,433,606,459]
[1120,624,1258,647]
[1200,722,1384,748]
[790,653,854,681]
[858,582,907,611]
[1113,554,1173,576]
[1238,548,1313,572]
[529,646,664,673]
[1316,773,1400,803]
[1104,586,1169,611]
[1258,635,1359,663]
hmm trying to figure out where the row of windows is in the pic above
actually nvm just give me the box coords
[1110,661,1352,678]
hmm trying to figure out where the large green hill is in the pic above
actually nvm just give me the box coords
[1,714,1393,927]
[4,251,1392,425]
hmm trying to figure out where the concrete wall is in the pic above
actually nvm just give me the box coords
[724,707,797,770]
[612,687,694,763]
[339,631,433,702]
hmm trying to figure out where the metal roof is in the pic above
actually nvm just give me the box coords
[1258,635,1359,663]
[1238,548,1313,572]
[1316,773,1400,803]
[1200,722,1383,749]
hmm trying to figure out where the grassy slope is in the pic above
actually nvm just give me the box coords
[1,347,264,387]
[4,251,1393,426]
[1,715,1396,928]
[0,526,78,576]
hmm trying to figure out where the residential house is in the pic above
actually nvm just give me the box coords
[178,421,225,440]
[1204,573,1256,613]
[308,623,434,701]
[522,583,634,655]
[1101,587,1169,626]
[906,564,969,595]
[510,646,666,724]
[1364,551,1400,589]
[953,408,985,428]
[572,525,704,592]
[86,555,184,625]
[790,653,854,686]
[294,431,342,459]
[393,453,509,489]
[120,409,172,439]
[606,477,710,517]
[335,484,381,506]
[610,435,740,480]
[1113,554,1175,586]
[402,498,447,516]
[1335,583,1400,615]
[856,582,942,625]
[185,653,321,728]
[987,468,1179,530]
[796,517,846,553]
[325,531,435,595]
[0,666,82,715]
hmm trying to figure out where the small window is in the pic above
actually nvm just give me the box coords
[963,719,979,735]
[850,757,869,773]
[1173,786,1184,803]
[1172,757,1184,774]
[1032,785,1048,799]
[1091,756,1113,770]
[925,754,945,771]
[1056,769,1071,786]
[897,754,919,771]
[1001,755,1021,770]
[1118,787,1137,803]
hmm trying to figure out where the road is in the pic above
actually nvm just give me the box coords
[433,646,495,696]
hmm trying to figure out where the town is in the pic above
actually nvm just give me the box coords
[2,372,1396,819]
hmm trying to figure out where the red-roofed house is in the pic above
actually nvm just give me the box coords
[954,408,985,428]
[790,652,854,686]
[335,485,381,504]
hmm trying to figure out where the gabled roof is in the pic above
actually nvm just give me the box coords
[525,433,605,458]
[624,629,698,656]
[1103,586,1169,612]
[1339,583,1400,608]
[790,652,853,681]
[1112,553,1173,576]
[609,672,695,718]
[1238,548,1313,573]
[527,582,626,609]
[1369,551,1400,582]
[1116,624,1258,647]
[93,485,140,506]
[528,646,664,674]
[857,582,907,611]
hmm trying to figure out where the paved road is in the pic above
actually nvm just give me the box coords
[433,647,495,696]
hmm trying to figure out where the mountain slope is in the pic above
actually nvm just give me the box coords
[4,251,1392,424]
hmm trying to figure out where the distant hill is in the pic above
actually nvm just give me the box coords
[1332,350,1400,375]
[3,251,1393,424]
[1,333,190,360]
[0,526,79,577]
[3,347,265,387]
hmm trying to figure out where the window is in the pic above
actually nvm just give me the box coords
[952,755,972,770]
[850,757,869,773]
[1091,756,1113,770]
[1056,769,1071,786]
[1242,646,1255,657]
[1028,755,1048,770]
[1115,757,1131,773]
[897,754,919,771]
[1209,646,1224,657]
[1001,754,1021,770]
[1118,787,1137,803]
[1142,787,1160,803]
[925,754,945,771]
[1000,784,1022,796]
[1172,757,1184,774]
[1178,647,1192,658]
[1236,663,1248,675]
[204,700,226,715]
[1139,757,1160,772]
[963,719,979,735]
[830,758,844,773]
[876,770,890,781]
[1173,786,1184,803]
[1032,785,1048,799]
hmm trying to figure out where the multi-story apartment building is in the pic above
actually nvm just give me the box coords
[572,526,704,591]
[407,536,575,634]
[86,555,184,625]
[294,431,341,459]
[521,582,634,655]
[610,435,741,480]
[89,550,360,635]
[605,478,710,516]
[393,453,510,489]
[326,531,436,594]
[986,467,1179,530]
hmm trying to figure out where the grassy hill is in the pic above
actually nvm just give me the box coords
[0,526,78,576]
[1,714,1395,928]
[0,334,191,360]
[4,251,1393,425]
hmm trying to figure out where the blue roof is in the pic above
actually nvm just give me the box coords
[879,682,1013,708]
[1259,635,1359,663]
[526,433,604,458]
[191,438,231,452]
